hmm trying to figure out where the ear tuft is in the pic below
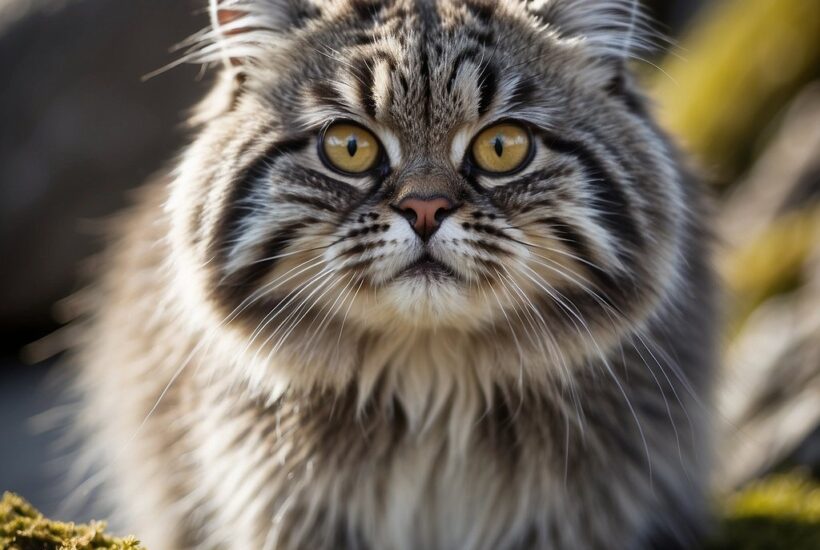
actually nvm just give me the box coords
[196,0,321,68]
[525,0,660,61]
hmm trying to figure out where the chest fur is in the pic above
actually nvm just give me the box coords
[184,374,667,550]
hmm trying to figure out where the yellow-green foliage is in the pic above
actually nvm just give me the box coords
[652,0,820,180]
[721,208,820,332]
[709,472,820,550]
[0,492,144,550]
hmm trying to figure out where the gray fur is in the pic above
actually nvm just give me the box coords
[72,1,716,549]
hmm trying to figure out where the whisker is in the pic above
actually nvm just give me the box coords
[516,263,653,483]
[242,266,336,356]
[267,270,348,358]
[480,271,526,379]
[298,272,358,364]
[250,269,338,365]
[333,277,365,367]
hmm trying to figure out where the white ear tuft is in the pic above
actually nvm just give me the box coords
[525,0,660,60]
[184,0,321,69]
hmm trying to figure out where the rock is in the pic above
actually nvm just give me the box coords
[0,0,207,342]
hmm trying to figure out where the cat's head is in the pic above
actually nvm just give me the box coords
[169,0,688,383]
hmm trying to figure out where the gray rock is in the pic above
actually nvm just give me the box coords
[0,0,208,341]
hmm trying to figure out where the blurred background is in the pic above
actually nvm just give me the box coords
[0,0,818,546]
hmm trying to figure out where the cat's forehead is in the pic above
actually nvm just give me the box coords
[292,0,554,150]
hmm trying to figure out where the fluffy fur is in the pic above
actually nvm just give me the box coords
[72,1,716,549]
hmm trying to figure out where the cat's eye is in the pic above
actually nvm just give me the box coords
[320,122,382,175]
[470,122,532,175]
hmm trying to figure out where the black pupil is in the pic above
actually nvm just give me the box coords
[347,137,358,157]
[493,136,503,157]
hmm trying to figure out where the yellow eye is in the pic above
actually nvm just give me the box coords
[321,122,382,174]
[471,122,532,174]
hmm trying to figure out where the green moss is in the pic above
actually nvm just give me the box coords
[0,492,145,550]
[709,472,820,550]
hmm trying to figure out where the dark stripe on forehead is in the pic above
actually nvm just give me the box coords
[463,0,496,23]
[509,77,537,110]
[415,0,437,121]
[212,137,311,261]
[464,26,494,48]
[477,63,497,116]
[349,0,393,20]
[419,36,431,121]
[309,80,349,113]
[350,57,379,118]
[539,133,644,255]
[292,1,323,26]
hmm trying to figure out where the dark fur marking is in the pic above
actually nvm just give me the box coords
[350,58,378,118]
[461,170,487,196]
[534,215,623,307]
[350,31,381,46]
[213,137,310,261]
[287,169,365,207]
[415,0,436,120]
[349,0,388,21]
[464,0,496,23]
[489,166,573,211]
[606,70,649,118]
[472,223,502,236]
[278,193,338,213]
[464,26,494,48]
[309,81,347,111]
[419,43,431,119]
[539,133,644,254]
[217,219,310,307]
[509,77,537,109]
[477,63,497,115]
[469,239,507,255]
[292,2,322,27]
[339,240,385,258]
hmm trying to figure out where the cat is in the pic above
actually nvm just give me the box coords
[71,1,717,548]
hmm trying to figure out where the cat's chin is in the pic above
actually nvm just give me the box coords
[356,273,487,330]
[396,253,458,281]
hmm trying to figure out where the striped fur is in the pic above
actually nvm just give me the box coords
[73,1,716,549]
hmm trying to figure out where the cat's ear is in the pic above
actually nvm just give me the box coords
[522,0,658,95]
[207,0,321,67]
[524,0,655,61]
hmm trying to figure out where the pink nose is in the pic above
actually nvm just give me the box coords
[397,196,455,240]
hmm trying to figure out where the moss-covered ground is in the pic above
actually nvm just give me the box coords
[3,472,819,549]
[0,492,144,550]
[708,472,820,550]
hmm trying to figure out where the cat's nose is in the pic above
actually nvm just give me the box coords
[395,196,456,241]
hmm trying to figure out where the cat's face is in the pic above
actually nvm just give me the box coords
[171,0,686,368]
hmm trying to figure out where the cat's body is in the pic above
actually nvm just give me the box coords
[73,1,716,549]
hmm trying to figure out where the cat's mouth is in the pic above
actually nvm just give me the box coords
[398,253,457,280]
